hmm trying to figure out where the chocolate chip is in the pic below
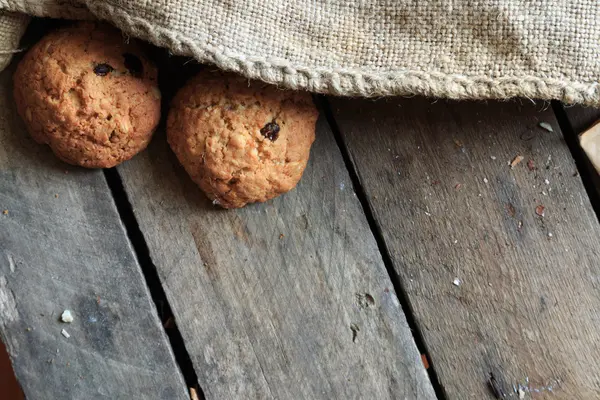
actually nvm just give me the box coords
[260,121,280,141]
[93,63,114,76]
[122,53,143,77]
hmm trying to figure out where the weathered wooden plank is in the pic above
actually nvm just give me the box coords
[0,63,187,398]
[117,113,436,399]
[331,97,600,399]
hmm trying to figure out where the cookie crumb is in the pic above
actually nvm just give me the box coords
[510,155,524,168]
[2,210,7,215]
[279,234,284,239]
[539,122,553,132]
[61,310,74,323]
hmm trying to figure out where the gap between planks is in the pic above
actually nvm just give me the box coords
[552,102,600,221]
[0,62,188,399]
[318,95,447,400]
[115,104,436,399]
[103,167,205,400]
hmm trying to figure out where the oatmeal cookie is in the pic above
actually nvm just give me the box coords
[167,71,318,208]
[13,23,160,168]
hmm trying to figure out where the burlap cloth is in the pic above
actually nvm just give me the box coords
[0,1,598,105]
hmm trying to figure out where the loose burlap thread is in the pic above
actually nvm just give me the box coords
[0,0,599,105]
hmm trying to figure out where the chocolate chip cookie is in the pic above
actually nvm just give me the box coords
[167,70,318,208]
[13,23,160,168]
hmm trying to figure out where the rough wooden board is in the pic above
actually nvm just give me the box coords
[117,117,436,399]
[331,98,600,399]
[0,65,187,399]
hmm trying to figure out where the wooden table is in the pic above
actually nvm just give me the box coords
[2,26,600,400]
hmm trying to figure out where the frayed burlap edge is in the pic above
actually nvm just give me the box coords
[87,2,600,107]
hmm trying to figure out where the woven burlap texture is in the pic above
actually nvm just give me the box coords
[2,0,600,105]
[0,12,29,71]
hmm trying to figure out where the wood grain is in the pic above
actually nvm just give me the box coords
[0,64,187,399]
[331,97,600,399]
[117,115,436,399]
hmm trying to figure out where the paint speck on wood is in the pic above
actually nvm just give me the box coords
[535,205,545,217]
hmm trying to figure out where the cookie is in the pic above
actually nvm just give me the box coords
[13,23,160,168]
[167,71,318,208]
